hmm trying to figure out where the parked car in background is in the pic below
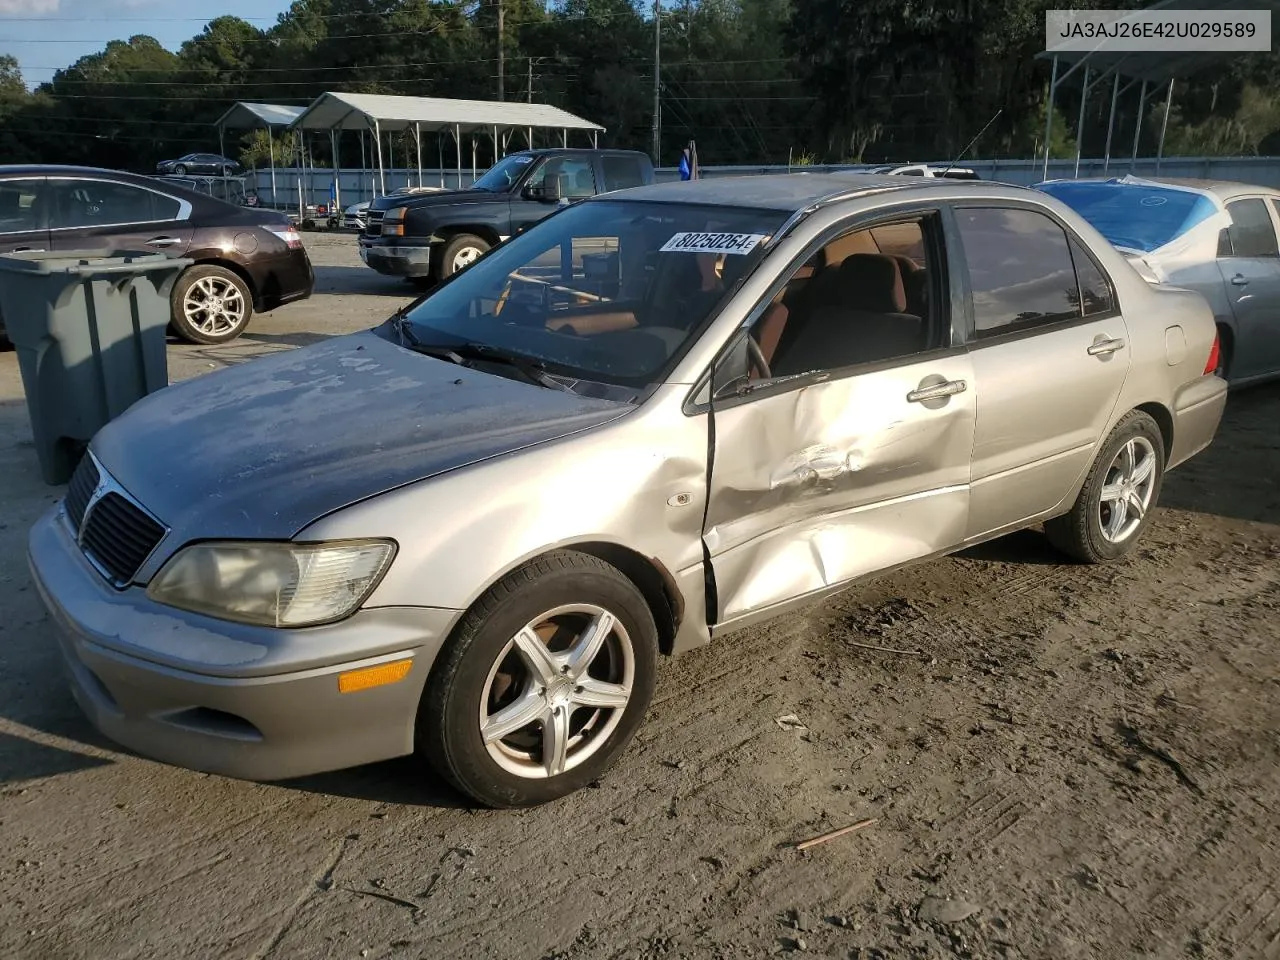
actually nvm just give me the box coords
[28,173,1227,808]
[0,165,313,344]
[1037,175,1280,387]
[151,173,256,208]
[155,154,243,178]
[359,148,655,285]
[868,163,981,180]
[339,186,443,231]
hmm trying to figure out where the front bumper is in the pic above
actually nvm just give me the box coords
[360,241,432,277]
[1168,373,1229,470]
[27,506,461,781]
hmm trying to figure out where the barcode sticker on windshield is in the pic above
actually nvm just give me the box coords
[660,232,768,255]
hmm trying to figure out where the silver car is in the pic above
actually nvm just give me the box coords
[1037,175,1280,388]
[27,174,1228,808]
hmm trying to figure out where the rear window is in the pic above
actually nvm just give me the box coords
[602,155,648,192]
[1036,180,1219,253]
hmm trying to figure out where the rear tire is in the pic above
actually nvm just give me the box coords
[419,551,658,808]
[170,265,254,344]
[173,164,187,176]
[1045,410,1166,563]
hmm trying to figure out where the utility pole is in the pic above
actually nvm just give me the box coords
[497,0,505,101]
[651,0,661,163]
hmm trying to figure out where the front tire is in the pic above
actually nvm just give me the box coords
[1045,410,1166,563]
[173,164,187,176]
[437,233,490,281]
[419,551,658,808]
[170,264,254,344]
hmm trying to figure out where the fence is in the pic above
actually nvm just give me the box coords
[247,155,1280,213]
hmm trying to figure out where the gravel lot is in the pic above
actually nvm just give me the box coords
[1,233,1278,960]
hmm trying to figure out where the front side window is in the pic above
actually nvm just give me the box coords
[401,199,787,390]
[1225,198,1279,257]
[955,207,1083,338]
[525,157,597,199]
[0,178,46,234]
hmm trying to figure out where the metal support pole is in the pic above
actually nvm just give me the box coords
[471,137,477,184]
[1102,71,1120,174]
[651,0,660,163]
[296,130,304,221]
[218,127,225,167]
[415,122,423,188]
[373,120,386,196]
[330,128,341,218]
[493,124,499,162]
[592,130,598,148]
[527,126,533,149]
[1073,65,1089,178]
[1156,78,1174,174]
[268,130,277,207]
[1130,80,1147,172]
[359,129,367,201]
[455,123,461,190]
[562,128,567,148]
[388,132,394,188]
[1043,55,1059,180]
[438,133,444,188]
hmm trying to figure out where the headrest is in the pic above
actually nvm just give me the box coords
[838,253,906,314]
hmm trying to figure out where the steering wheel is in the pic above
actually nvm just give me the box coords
[746,335,771,381]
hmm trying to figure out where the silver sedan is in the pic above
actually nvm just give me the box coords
[28,174,1228,807]
[1037,174,1280,388]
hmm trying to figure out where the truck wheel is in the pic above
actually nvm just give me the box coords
[439,234,490,279]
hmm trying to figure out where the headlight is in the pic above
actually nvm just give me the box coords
[383,206,408,222]
[147,540,396,628]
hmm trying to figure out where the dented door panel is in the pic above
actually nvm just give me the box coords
[704,354,976,624]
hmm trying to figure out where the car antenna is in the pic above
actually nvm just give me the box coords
[938,108,1002,178]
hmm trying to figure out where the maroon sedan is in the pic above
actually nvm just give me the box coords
[0,165,313,344]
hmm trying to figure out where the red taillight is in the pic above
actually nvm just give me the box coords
[1204,332,1221,376]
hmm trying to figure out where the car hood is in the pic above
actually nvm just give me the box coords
[368,189,499,213]
[90,330,630,542]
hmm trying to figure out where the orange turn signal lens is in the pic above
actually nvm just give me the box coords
[338,659,412,694]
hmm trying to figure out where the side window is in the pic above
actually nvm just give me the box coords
[54,181,180,229]
[733,212,944,385]
[955,207,1080,338]
[557,158,596,199]
[0,179,47,234]
[601,156,646,192]
[1068,237,1116,317]
[1225,198,1279,257]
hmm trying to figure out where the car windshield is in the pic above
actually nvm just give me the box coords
[1037,180,1220,253]
[400,198,788,391]
[471,154,536,192]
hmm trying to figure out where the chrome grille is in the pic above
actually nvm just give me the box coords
[364,211,384,237]
[80,492,166,587]
[65,454,99,531]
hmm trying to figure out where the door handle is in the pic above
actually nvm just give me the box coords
[145,237,181,247]
[906,379,967,403]
[1230,274,1249,286]
[1087,336,1126,356]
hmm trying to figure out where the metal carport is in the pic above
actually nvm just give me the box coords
[287,91,607,214]
[212,102,305,207]
[1036,0,1280,178]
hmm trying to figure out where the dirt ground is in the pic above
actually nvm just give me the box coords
[1,233,1278,960]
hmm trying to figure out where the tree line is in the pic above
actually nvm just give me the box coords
[1,0,1278,174]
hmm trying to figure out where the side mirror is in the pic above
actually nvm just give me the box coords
[542,176,562,203]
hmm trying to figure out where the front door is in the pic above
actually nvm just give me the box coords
[46,177,195,258]
[509,156,599,238]
[1215,196,1280,381]
[702,209,976,625]
[950,204,1132,538]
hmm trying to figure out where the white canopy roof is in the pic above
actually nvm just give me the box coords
[287,91,605,136]
[215,102,306,131]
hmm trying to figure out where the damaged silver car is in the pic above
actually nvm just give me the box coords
[28,174,1228,807]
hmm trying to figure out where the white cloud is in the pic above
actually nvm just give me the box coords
[0,0,60,14]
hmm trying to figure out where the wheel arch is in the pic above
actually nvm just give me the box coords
[1134,400,1174,463]
[446,541,684,658]
[433,224,502,249]
[185,257,260,305]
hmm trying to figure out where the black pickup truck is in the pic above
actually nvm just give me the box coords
[358,148,655,285]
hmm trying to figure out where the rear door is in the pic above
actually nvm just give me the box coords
[599,154,649,194]
[46,177,196,258]
[1215,196,1280,380]
[0,176,49,255]
[951,202,1131,539]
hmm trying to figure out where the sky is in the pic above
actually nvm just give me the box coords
[0,0,296,88]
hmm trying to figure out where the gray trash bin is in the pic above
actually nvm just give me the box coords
[0,249,191,485]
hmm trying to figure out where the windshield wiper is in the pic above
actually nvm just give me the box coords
[392,319,574,394]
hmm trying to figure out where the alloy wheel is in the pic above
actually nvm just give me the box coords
[1098,436,1158,543]
[183,275,247,338]
[479,603,634,779]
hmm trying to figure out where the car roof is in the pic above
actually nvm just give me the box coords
[599,172,1032,212]
[1041,174,1280,202]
